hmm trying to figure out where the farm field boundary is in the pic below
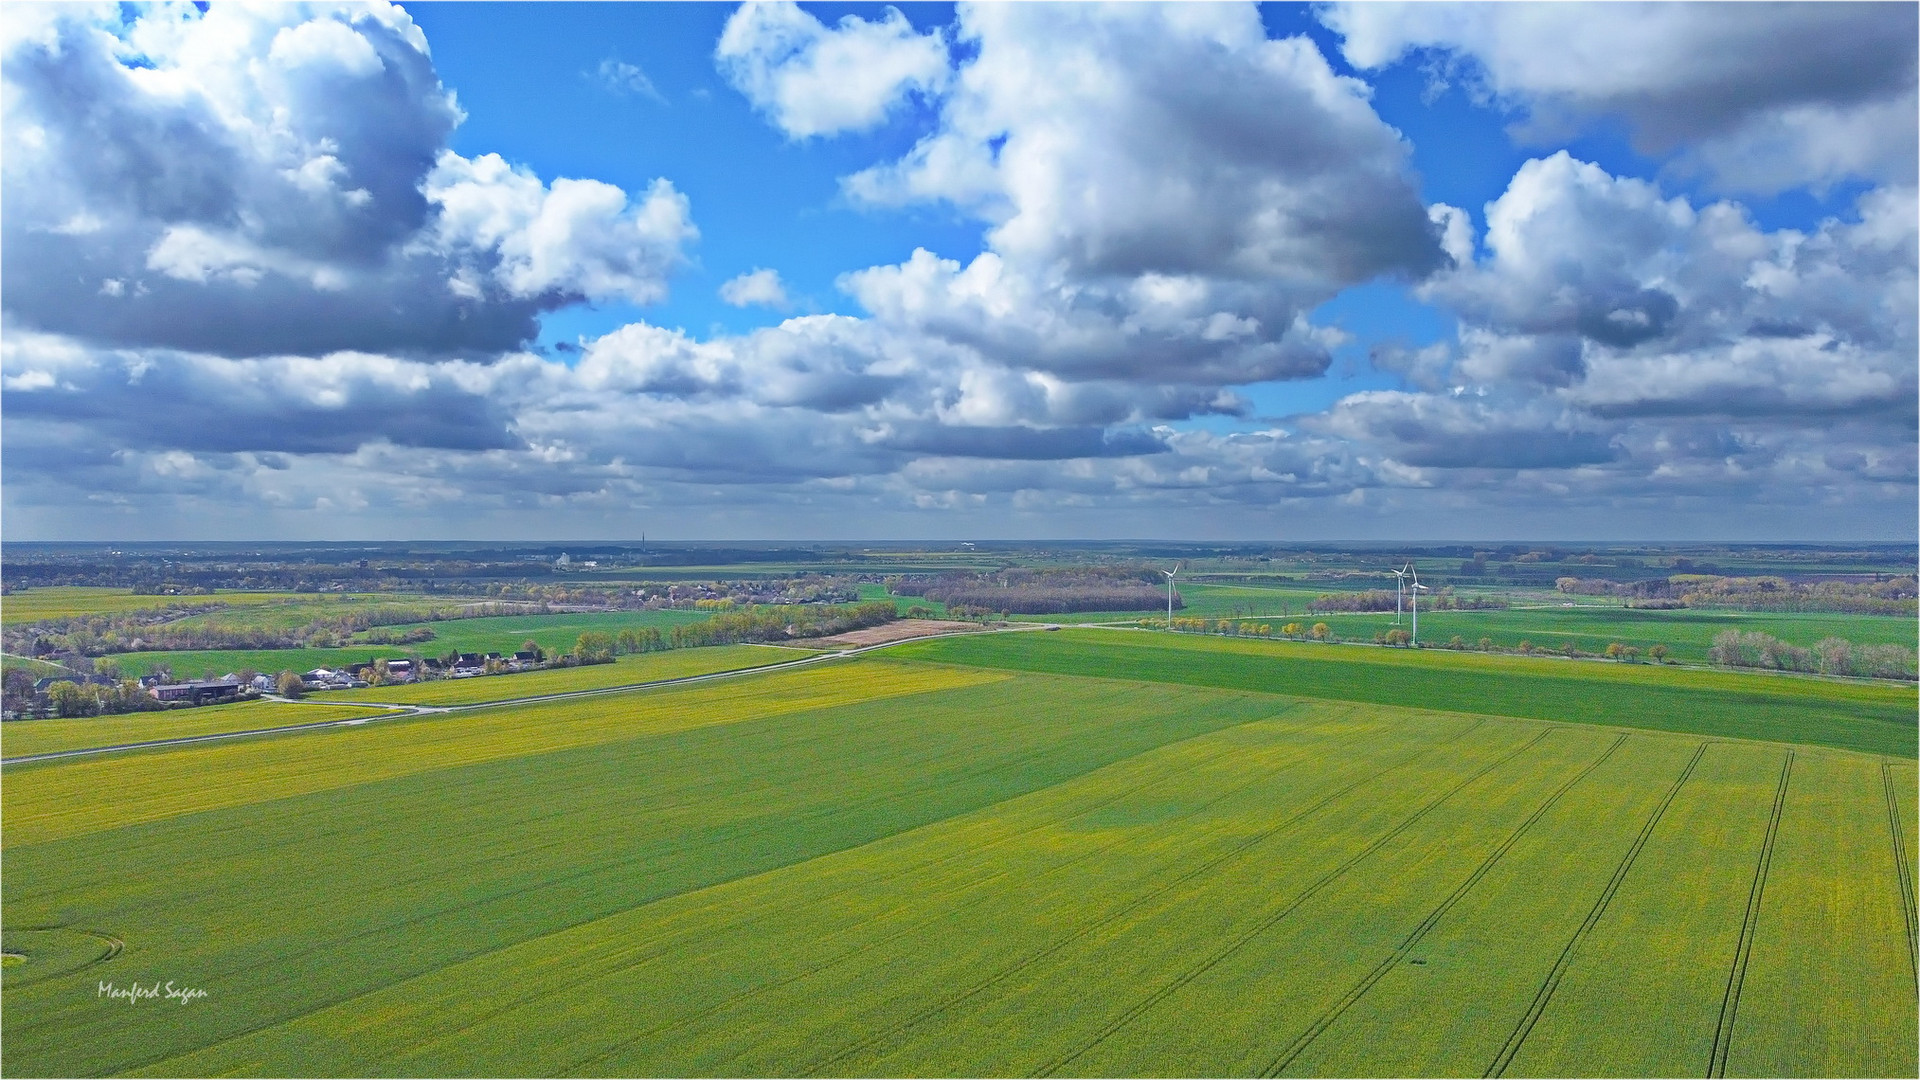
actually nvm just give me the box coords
[891,629,1918,756]
[0,661,1008,846]
[0,700,400,760]
[310,644,810,707]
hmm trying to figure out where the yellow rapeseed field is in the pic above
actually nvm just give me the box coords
[3,660,1004,846]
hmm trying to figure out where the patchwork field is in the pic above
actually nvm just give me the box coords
[2,638,1912,1077]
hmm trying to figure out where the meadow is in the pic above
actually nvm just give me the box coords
[0,654,71,679]
[310,643,813,707]
[2,636,1912,1077]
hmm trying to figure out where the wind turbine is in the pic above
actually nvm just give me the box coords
[1162,563,1181,630]
[1391,564,1409,625]
[1410,565,1430,647]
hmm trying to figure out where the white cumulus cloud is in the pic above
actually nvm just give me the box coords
[716,1,948,139]
[1320,1,1918,194]
[2,2,697,358]
[425,152,696,305]
[719,267,790,309]
[836,2,1443,385]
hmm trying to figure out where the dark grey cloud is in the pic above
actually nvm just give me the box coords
[2,230,545,358]
[880,424,1168,460]
[2,347,522,455]
[1312,390,1619,471]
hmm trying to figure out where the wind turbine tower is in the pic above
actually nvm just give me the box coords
[1391,564,1408,625]
[1162,563,1181,630]
[1410,565,1430,647]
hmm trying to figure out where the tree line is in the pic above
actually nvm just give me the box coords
[5,601,535,659]
[669,601,899,648]
[891,566,1177,615]
[1707,630,1916,680]
[1556,574,1916,615]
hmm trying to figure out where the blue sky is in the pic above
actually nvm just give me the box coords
[2,2,1914,540]
[414,0,1869,416]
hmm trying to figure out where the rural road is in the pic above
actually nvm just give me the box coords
[0,623,1052,767]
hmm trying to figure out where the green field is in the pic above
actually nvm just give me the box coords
[310,644,814,707]
[2,638,1912,1076]
[1020,582,1916,662]
[101,608,717,680]
[1239,603,1916,664]
[0,654,73,679]
[896,630,1918,757]
[153,595,502,635]
[365,607,712,654]
[0,700,400,759]
[0,588,451,625]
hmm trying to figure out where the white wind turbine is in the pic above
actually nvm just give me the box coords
[1391,564,1409,625]
[1410,564,1430,647]
[1162,563,1181,630]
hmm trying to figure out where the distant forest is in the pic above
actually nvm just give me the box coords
[890,567,1178,615]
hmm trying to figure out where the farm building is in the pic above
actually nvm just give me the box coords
[148,678,242,705]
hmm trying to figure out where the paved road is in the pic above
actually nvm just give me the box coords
[0,624,1049,767]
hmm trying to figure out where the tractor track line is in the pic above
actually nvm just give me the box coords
[1031,725,1557,1079]
[1881,761,1917,988]
[802,717,1500,1078]
[1708,749,1794,1079]
[0,926,125,989]
[1259,733,1630,1078]
[1484,740,1710,1078]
